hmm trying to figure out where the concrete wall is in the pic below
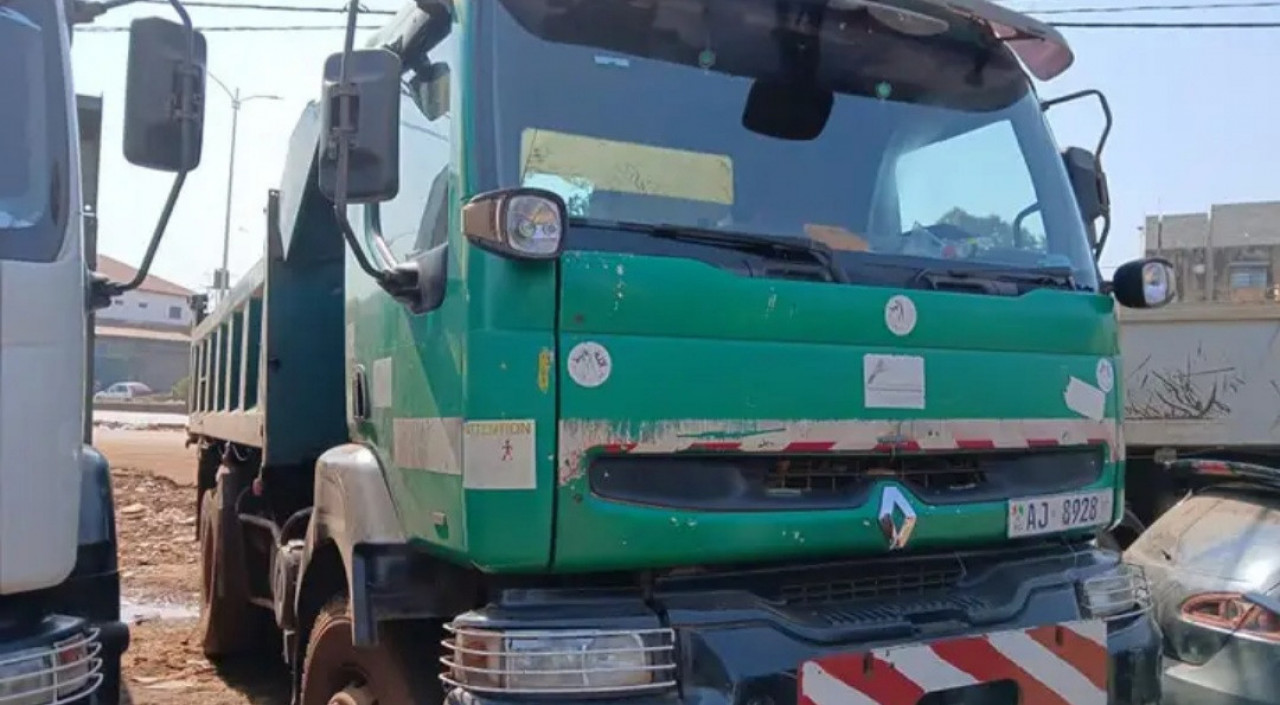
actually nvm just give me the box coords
[1144,200,1280,304]
[98,289,192,328]
[94,336,190,394]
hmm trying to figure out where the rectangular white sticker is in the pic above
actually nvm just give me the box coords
[863,354,925,410]
[463,420,537,490]
[371,357,393,409]
[392,417,461,474]
[1064,376,1106,421]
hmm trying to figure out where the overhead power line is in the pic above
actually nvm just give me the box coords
[75,23,379,31]
[1021,0,1280,13]
[138,0,395,13]
[1054,19,1280,26]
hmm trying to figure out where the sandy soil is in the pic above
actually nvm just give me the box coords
[102,427,290,705]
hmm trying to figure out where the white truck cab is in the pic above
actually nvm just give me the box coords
[0,2,207,703]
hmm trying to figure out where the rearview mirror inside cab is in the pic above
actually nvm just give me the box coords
[318,49,402,204]
[742,80,833,141]
[123,17,207,173]
[1112,258,1176,309]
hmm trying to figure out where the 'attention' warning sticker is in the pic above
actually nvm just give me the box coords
[463,420,536,490]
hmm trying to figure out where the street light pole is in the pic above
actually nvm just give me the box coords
[219,86,240,296]
[206,72,281,301]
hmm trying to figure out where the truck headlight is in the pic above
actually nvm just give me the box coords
[1078,563,1153,619]
[0,648,55,705]
[0,630,101,705]
[442,626,676,695]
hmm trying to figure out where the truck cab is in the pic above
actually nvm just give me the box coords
[0,2,207,704]
[188,1,1172,703]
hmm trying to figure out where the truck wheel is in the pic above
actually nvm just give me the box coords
[198,473,262,658]
[300,598,437,705]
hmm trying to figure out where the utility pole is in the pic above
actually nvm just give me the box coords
[207,72,280,301]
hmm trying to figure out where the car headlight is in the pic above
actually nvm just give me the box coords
[1078,563,1153,619]
[442,626,676,695]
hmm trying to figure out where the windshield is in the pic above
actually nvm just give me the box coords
[0,1,69,263]
[482,0,1099,291]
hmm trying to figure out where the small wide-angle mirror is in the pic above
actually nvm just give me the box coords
[1112,257,1176,309]
[318,48,402,204]
[123,17,207,172]
[410,62,451,122]
[462,188,567,261]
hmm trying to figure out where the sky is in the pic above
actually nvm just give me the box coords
[69,0,1280,291]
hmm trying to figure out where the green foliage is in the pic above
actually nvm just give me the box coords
[171,376,190,400]
[938,207,1046,250]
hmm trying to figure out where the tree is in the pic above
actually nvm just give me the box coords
[937,207,1045,250]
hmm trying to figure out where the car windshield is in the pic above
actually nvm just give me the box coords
[485,0,1099,291]
[0,1,68,263]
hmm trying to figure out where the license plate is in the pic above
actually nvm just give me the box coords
[1007,489,1113,538]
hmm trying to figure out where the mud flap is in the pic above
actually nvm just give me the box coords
[798,620,1107,705]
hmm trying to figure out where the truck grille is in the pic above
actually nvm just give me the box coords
[588,447,1104,511]
[777,557,965,606]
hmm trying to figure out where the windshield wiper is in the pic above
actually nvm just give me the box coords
[913,265,1090,293]
[573,218,848,283]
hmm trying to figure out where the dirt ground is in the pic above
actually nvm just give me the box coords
[96,427,290,705]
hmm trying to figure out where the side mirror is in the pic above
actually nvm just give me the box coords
[461,188,566,261]
[123,17,207,172]
[410,62,451,121]
[318,49,402,204]
[1062,147,1109,226]
[1112,257,1176,309]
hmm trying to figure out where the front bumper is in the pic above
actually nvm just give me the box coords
[0,614,106,705]
[442,547,1163,705]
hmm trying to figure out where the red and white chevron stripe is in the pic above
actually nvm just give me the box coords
[558,418,1122,484]
[798,620,1108,705]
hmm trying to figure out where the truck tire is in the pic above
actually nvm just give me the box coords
[300,597,438,705]
[198,472,264,658]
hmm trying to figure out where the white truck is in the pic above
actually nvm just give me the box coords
[1117,232,1280,543]
[0,2,206,703]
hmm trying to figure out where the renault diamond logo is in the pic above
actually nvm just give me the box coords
[878,486,917,551]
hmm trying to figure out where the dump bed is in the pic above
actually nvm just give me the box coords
[1119,303,1280,449]
[187,103,350,466]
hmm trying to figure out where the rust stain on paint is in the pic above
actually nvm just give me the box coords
[537,348,553,393]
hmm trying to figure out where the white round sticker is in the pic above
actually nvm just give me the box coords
[567,342,612,388]
[1096,358,1115,393]
[884,295,918,337]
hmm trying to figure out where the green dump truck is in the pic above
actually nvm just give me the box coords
[187,1,1172,703]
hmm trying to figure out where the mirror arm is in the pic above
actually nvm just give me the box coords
[1041,89,1113,161]
[100,170,189,297]
[1094,213,1112,260]
[325,0,393,287]
[334,207,392,284]
[96,1,201,303]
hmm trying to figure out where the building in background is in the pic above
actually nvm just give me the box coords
[93,256,194,395]
[1144,200,1280,304]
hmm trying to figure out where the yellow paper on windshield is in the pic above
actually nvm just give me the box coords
[520,129,734,205]
[804,224,869,252]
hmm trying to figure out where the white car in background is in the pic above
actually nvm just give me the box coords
[93,381,152,401]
